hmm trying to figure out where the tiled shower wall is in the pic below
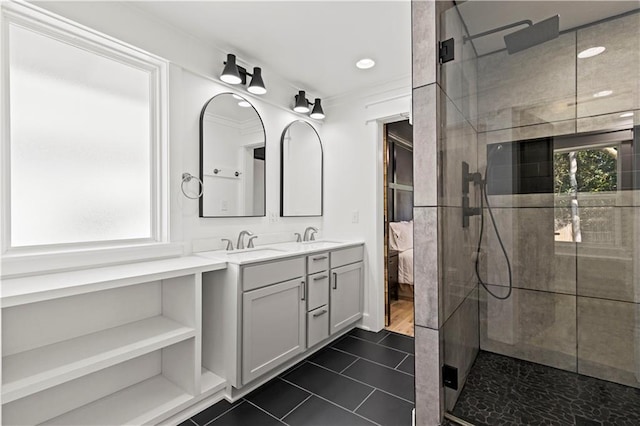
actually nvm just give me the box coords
[412,1,481,424]
[476,11,640,389]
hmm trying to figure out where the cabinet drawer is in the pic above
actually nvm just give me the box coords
[330,245,364,269]
[242,257,305,291]
[307,272,329,311]
[307,306,329,348]
[307,252,329,274]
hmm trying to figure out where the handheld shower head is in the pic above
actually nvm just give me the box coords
[504,15,560,54]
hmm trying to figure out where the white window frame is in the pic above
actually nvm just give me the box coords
[1,2,178,277]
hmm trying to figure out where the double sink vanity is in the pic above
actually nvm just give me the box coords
[198,238,365,391]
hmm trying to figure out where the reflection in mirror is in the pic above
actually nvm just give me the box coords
[199,93,266,217]
[281,120,323,216]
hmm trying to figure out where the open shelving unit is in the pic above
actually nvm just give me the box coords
[1,256,228,425]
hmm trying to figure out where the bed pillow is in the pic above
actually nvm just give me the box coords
[389,221,413,251]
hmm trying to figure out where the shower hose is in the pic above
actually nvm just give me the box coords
[474,146,514,300]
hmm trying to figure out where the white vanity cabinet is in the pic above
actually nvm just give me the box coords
[201,242,364,391]
[306,252,330,348]
[242,277,306,384]
[330,246,365,335]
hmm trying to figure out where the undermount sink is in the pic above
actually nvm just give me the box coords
[299,240,343,249]
[225,248,287,257]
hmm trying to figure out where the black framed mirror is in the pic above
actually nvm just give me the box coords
[199,93,266,217]
[280,120,323,217]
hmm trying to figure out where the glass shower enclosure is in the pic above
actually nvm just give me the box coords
[436,2,640,423]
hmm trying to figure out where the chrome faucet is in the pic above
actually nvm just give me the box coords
[247,235,258,248]
[303,227,318,241]
[294,233,302,242]
[221,238,234,251]
[237,230,253,250]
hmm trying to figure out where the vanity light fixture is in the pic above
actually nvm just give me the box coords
[293,90,325,119]
[220,53,267,95]
[578,46,605,59]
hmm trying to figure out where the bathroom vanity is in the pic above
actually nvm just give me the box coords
[0,240,364,424]
[199,241,364,391]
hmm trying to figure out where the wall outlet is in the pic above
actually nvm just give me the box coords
[351,210,359,224]
[221,200,228,212]
[269,211,277,223]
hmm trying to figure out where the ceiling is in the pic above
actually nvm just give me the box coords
[126,1,637,98]
[456,1,640,55]
[129,1,412,101]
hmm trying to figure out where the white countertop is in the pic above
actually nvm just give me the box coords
[196,240,365,265]
[1,256,227,308]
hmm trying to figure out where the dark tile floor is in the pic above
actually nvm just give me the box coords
[182,328,415,426]
[451,351,640,426]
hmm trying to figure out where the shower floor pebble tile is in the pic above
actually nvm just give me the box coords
[452,351,640,426]
[185,328,415,426]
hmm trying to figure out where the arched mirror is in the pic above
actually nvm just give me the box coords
[199,93,266,217]
[280,120,323,216]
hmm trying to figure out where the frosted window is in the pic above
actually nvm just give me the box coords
[9,24,153,247]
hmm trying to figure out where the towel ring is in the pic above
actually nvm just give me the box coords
[181,172,203,199]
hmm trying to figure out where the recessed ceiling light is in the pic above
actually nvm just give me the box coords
[238,100,251,108]
[356,58,375,69]
[619,112,634,118]
[593,90,612,98]
[578,46,606,59]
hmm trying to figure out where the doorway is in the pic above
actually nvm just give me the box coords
[383,119,414,337]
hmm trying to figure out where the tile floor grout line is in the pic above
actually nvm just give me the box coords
[329,346,415,378]
[339,357,361,374]
[279,376,384,426]
[346,334,412,356]
[199,401,243,426]
[305,360,416,405]
[243,398,289,425]
[279,394,313,421]
[353,388,376,413]
[394,353,410,370]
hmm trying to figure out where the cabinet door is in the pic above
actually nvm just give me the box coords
[242,278,306,385]
[330,262,364,335]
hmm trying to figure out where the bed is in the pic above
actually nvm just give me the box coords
[389,221,413,298]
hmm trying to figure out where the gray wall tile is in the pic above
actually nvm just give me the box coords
[480,286,577,371]
[415,325,444,426]
[477,33,576,133]
[413,84,439,207]
[443,289,479,411]
[440,206,480,323]
[414,207,440,328]
[412,0,437,89]
[577,13,640,119]
[577,297,640,388]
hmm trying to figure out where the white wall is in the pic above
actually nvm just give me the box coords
[31,1,412,331]
[322,83,411,331]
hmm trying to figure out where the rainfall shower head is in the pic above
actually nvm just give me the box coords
[464,15,560,55]
[504,15,560,54]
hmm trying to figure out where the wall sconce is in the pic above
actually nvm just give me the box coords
[220,53,266,95]
[293,90,325,119]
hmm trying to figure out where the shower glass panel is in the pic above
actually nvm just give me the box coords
[439,2,639,422]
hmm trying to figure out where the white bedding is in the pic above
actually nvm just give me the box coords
[398,248,414,285]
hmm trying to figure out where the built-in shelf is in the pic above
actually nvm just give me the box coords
[2,316,195,403]
[1,256,226,308]
[201,367,226,394]
[42,375,192,425]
